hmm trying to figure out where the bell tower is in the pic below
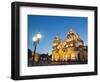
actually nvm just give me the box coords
[52,34,61,61]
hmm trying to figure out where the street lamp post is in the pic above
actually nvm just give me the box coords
[33,41,37,57]
[32,33,42,62]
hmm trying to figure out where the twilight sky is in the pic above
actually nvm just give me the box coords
[28,15,88,55]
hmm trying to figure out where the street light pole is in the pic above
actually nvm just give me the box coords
[33,42,37,56]
[32,33,42,63]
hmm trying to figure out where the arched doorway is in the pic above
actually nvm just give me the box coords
[78,53,81,61]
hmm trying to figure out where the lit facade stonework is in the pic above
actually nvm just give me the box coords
[52,29,87,62]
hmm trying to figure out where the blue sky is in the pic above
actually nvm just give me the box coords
[28,15,88,55]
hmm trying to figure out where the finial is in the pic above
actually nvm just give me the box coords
[70,28,73,32]
[55,33,59,38]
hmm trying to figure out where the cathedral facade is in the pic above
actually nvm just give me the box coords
[52,29,87,62]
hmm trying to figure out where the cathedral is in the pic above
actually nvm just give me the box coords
[52,29,87,62]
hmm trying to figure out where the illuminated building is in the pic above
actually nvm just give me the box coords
[52,29,87,62]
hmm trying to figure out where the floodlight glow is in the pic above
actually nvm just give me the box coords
[32,36,38,42]
[37,33,42,39]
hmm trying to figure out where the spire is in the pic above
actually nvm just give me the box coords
[67,28,74,34]
[69,28,73,32]
[55,33,59,38]
[54,33,60,40]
